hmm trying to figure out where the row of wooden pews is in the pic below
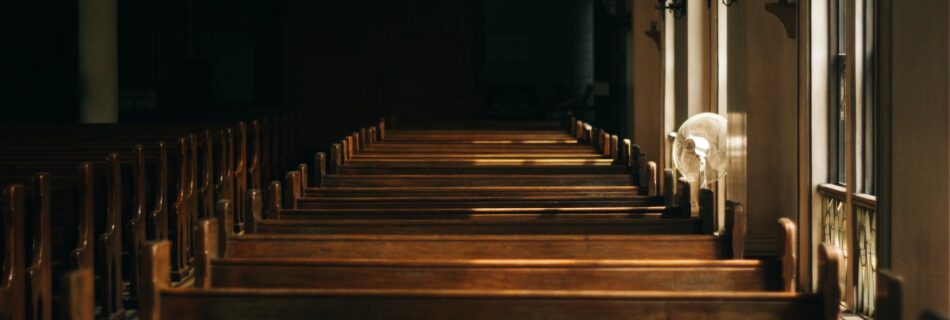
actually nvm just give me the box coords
[141,116,842,319]
[0,115,295,319]
[1,114,902,319]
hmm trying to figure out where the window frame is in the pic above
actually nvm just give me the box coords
[816,0,879,316]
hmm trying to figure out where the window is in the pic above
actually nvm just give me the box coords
[829,0,847,186]
[818,0,877,316]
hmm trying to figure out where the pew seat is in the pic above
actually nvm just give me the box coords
[209,258,781,291]
[155,289,828,320]
[323,174,635,187]
[250,215,701,235]
[224,234,730,260]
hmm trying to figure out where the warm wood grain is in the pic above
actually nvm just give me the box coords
[210,258,781,291]
[224,234,726,260]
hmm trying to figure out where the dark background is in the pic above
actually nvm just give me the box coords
[1,0,631,155]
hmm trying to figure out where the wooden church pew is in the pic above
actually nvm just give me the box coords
[321,134,657,194]
[0,116,290,319]
[199,213,773,291]
[0,180,52,320]
[304,187,644,199]
[0,185,28,319]
[289,172,663,210]
[204,196,736,261]
[0,141,189,320]
[0,150,167,319]
[225,233,731,260]
[244,188,698,235]
[320,174,637,188]
[281,166,664,219]
[134,237,843,320]
[37,114,904,320]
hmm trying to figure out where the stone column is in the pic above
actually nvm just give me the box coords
[78,0,119,123]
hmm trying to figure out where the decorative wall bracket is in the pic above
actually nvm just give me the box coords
[645,21,661,50]
[765,0,796,39]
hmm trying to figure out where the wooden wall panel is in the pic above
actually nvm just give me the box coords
[629,0,662,170]
[887,0,950,317]
[723,0,799,255]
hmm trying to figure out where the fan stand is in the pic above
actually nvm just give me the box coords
[689,155,707,216]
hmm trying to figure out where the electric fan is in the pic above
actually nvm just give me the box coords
[672,112,728,213]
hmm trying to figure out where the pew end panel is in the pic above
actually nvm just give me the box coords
[360,128,368,150]
[130,145,150,306]
[566,114,575,136]
[630,144,641,183]
[297,164,309,191]
[200,131,215,220]
[574,121,583,141]
[699,188,715,234]
[244,189,263,234]
[676,178,691,214]
[26,173,52,320]
[661,175,690,219]
[148,141,170,241]
[266,182,282,219]
[599,131,608,156]
[378,117,386,141]
[100,153,128,319]
[584,124,593,144]
[610,135,619,163]
[368,127,377,145]
[313,152,326,188]
[724,201,747,259]
[875,269,903,320]
[1,184,27,320]
[249,120,262,191]
[343,136,352,163]
[818,243,842,320]
[61,269,94,320]
[330,143,342,175]
[778,218,797,292]
[140,241,171,320]
[195,218,219,289]
[171,137,194,283]
[621,139,632,168]
[283,171,301,210]
[234,122,248,232]
[647,161,657,196]
[637,152,649,195]
[213,199,233,258]
[663,169,674,208]
[73,163,95,273]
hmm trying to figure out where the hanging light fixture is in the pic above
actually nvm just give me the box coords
[656,0,687,19]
